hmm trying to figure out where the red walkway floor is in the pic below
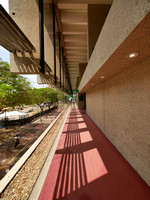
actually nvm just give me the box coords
[39,108,150,200]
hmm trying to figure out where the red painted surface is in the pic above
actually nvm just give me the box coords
[39,108,150,200]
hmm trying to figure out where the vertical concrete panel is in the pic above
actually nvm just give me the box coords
[10,0,40,56]
[86,84,105,132]
[9,0,39,56]
[9,0,54,75]
[9,0,40,73]
[44,27,54,72]
[44,5,54,72]
[105,57,150,185]
[79,63,87,82]
[88,4,110,59]
[56,32,60,82]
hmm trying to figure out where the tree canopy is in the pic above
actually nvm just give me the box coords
[0,59,31,111]
[0,59,66,111]
[31,87,59,107]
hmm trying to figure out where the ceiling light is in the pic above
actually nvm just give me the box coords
[126,52,139,58]
[101,76,105,79]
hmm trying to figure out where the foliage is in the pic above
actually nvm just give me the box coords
[0,59,31,111]
[31,88,59,107]
[0,59,67,112]
[57,91,67,102]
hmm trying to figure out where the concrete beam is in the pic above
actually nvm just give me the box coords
[79,0,150,93]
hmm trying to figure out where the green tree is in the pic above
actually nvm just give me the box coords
[31,88,59,107]
[57,91,67,103]
[30,87,59,121]
[0,59,32,111]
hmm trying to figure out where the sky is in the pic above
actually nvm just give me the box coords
[0,0,9,63]
[0,0,47,88]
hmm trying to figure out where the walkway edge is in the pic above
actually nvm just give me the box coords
[29,107,71,200]
[0,108,66,195]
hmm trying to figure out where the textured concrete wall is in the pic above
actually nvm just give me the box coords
[86,57,150,185]
[86,84,105,132]
[9,0,57,78]
[44,6,54,74]
[10,0,40,57]
[10,0,40,73]
[79,0,150,91]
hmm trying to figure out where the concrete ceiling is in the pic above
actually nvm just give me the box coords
[57,3,87,90]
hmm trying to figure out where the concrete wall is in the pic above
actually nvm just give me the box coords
[79,0,150,91]
[86,84,105,132]
[86,57,150,186]
[9,0,40,74]
[44,5,54,74]
[79,63,87,82]
[9,0,60,82]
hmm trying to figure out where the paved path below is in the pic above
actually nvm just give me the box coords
[39,108,150,200]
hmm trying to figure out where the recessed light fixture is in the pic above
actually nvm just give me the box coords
[126,52,139,58]
[101,76,105,79]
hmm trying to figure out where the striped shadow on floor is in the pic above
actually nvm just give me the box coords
[39,108,150,200]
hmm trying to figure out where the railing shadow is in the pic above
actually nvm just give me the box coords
[39,108,150,200]
[52,109,88,199]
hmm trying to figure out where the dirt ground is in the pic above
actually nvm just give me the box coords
[0,107,63,180]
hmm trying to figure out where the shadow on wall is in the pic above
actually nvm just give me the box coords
[13,54,40,74]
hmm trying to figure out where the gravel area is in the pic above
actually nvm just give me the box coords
[0,109,67,200]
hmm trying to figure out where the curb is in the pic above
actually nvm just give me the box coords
[29,107,70,200]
